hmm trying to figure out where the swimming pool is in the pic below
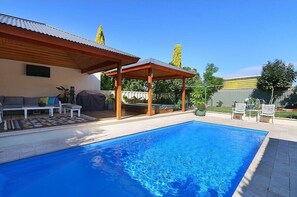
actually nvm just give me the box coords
[0,121,267,197]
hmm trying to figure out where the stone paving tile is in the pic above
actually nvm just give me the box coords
[290,172,297,197]
[273,167,290,178]
[269,172,290,196]
[249,174,270,188]
[254,161,273,177]
[233,189,261,197]
[289,152,297,162]
[244,183,268,197]
[267,190,288,197]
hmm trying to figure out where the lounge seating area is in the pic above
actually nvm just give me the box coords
[0,96,90,132]
[0,96,62,119]
[231,102,276,123]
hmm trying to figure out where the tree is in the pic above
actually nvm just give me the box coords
[257,59,296,104]
[95,25,105,45]
[122,78,146,91]
[190,63,223,105]
[94,25,111,89]
[171,44,182,67]
[100,73,114,90]
[152,67,200,105]
[182,66,201,88]
[203,63,223,101]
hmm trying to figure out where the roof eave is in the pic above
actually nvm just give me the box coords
[0,23,140,65]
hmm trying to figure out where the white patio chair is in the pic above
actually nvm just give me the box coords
[257,104,275,124]
[231,103,246,120]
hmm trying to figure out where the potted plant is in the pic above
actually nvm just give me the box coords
[194,102,207,116]
[107,94,115,110]
[216,100,223,107]
[56,86,70,103]
[245,97,256,110]
[190,88,207,116]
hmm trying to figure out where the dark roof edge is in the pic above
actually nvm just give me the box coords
[107,58,196,76]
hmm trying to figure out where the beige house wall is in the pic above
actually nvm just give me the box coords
[0,59,101,97]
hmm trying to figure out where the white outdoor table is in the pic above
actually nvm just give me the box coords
[247,109,260,121]
[61,103,82,118]
[22,106,54,119]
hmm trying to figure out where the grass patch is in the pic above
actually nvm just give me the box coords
[275,112,297,119]
[207,106,232,113]
[207,106,297,119]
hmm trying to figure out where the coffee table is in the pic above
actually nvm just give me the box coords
[23,106,54,119]
[61,103,82,118]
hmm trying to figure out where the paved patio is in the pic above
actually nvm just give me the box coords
[0,111,296,197]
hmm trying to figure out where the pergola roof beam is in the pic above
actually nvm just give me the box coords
[82,61,118,74]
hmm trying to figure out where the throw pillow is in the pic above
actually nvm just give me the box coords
[39,97,48,105]
[48,97,56,105]
[54,97,60,104]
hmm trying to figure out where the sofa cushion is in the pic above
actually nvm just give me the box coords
[48,97,56,105]
[54,97,59,104]
[4,97,24,106]
[24,97,39,107]
[0,96,4,104]
[3,104,23,109]
[39,97,49,105]
[46,97,60,107]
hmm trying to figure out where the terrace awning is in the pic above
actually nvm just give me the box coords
[107,58,196,119]
[0,13,141,120]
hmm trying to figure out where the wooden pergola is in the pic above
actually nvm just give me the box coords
[107,58,196,119]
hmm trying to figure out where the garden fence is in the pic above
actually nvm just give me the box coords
[208,88,296,108]
[100,90,148,100]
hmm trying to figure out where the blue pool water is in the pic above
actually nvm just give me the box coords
[0,121,266,197]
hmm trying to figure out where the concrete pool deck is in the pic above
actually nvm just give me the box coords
[0,111,296,196]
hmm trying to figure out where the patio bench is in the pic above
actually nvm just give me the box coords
[62,103,82,118]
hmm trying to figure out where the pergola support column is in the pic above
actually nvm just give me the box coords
[182,77,186,112]
[114,76,117,112]
[116,63,122,120]
[147,68,153,116]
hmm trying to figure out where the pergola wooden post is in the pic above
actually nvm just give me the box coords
[147,68,153,116]
[182,77,186,112]
[114,75,117,112]
[115,63,122,120]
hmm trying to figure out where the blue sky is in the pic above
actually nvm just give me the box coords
[1,0,297,78]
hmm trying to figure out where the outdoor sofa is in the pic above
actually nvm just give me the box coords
[0,96,62,119]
